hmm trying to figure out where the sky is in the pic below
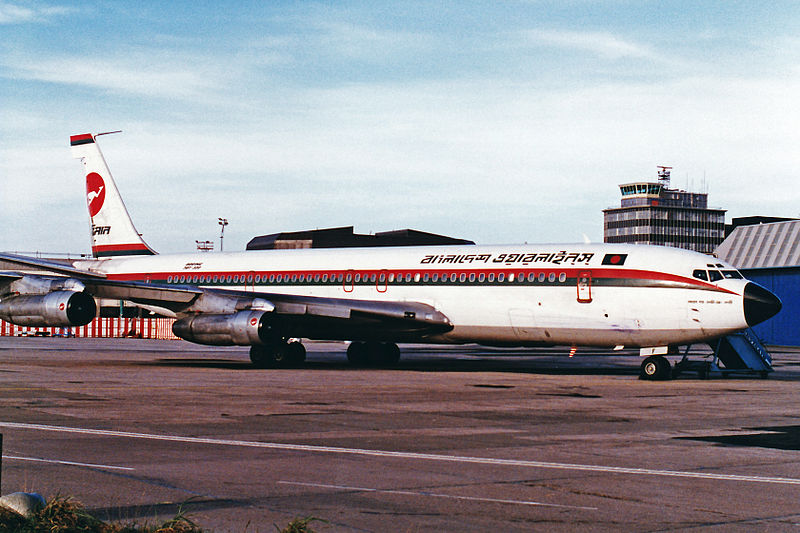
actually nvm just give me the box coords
[2,1,799,255]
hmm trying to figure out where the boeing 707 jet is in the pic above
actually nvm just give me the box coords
[0,133,782,379]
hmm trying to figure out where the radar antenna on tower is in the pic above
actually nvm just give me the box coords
[657,165,672,188]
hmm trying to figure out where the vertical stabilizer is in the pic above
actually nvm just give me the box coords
[70,133,156,258]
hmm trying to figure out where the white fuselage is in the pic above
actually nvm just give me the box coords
[76,242,750,349]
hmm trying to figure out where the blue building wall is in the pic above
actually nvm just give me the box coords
[742,267,800,346]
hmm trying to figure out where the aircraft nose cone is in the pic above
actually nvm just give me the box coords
[744,283,782,327]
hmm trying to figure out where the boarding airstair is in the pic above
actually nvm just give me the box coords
[674,328,773,379]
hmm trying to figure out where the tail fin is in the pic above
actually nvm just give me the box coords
[70,132,156,258]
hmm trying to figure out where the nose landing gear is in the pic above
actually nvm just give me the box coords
[639,355,672,381]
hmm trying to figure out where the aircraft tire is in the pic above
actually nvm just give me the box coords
[270,343,292,368]
[639,355,672,381]
[379,342,401,366]
[287,341,306,366]
[249,345,274,369]
[346,342,369,366]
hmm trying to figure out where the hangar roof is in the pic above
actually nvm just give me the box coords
[716,220,800,269]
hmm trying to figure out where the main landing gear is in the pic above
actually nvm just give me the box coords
[249,339,306,369]
[639,355,673,381]
[346,341,401,367]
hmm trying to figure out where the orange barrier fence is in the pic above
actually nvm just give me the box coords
[0,317,180,340]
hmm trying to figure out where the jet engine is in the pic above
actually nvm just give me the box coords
[172,310,272,346]
[0,291,96,327]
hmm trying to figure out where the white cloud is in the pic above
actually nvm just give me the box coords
[2,51,225,100]
[523,29,662,61]
[0,1,75,24]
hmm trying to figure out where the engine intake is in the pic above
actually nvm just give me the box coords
[172,310,271,346]
[0,291,96,327]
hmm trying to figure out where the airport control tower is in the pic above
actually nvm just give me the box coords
[603,166,726,254]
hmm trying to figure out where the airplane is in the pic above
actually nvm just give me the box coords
[0,132,782,380]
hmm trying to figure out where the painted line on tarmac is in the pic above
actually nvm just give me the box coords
[278,481,598,510]
[2,421,800,486]
[3,454,134,471]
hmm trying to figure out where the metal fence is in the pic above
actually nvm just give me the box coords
[0,317,179,340]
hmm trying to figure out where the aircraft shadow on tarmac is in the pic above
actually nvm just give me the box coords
[674,425,800,451]
[142,351,643,376]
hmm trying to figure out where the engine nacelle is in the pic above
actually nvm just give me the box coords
[0,291,97,327]
[172,310,271,346]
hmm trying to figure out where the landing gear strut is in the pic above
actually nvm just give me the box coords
[250,339,306,369]
[639,355,672,381]
[346,342,401,367]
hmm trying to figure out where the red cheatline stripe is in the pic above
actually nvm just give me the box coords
[70,133,94,146]
[104,267,735,294]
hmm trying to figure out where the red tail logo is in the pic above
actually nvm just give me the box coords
[86,172,106,217]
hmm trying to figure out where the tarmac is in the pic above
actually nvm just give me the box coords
[1,336,800,532]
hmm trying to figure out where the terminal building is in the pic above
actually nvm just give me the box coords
[603,167,726,254]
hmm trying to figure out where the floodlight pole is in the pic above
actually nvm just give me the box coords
[218,218,228,252]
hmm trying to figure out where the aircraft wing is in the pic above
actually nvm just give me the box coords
[0,253,452,340]
[0,252,106,278]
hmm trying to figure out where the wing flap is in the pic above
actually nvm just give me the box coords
[83,279,201,311]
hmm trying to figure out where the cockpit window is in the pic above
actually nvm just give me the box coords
[693,269,708,281]
[708,270,723,282]
[722,270,743,279]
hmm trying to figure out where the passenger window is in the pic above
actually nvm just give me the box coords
[432,273,438,282]
[692,270,708,281]
[538,273,546,282]
[709,270,723,282]
[548,273,556,283]
[469,273,475,282]
[322,274,328,282]
[498,273,505,282]
[559,273,567,283]
[268,274,275,283]
[528,273,535,282]
[406,273,413,282]
[459,273,466,282]
[423,273,430,282]
[370,274,377,282]
[415,273,421,282]
[508,273,515,282]
[276,274,282,282]
[450,273,457,282]
[478,273,485,282]
[488,273,495,282]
